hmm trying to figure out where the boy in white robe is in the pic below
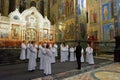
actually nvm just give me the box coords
[38,42,42,58]
[65,44,69,61]
[20,41,26,60]
[39,43,46,70]
[51,44,56,63]
[26,41,31,59]
[69,45,75,61]
[86,42,94,64]
[35,42,38,59]
[44,44,52,75]
[54,43,58,57]
[28,41,37,72]
[74,46,76,61]
[60,42,67,62]
[81,48,84,62]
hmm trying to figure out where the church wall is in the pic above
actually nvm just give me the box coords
[87,0,100,41]
[77,0,87,41]
[87,0,115,42]
[102,0,114,41]
[113,0,120,35]
[51,0,77,42]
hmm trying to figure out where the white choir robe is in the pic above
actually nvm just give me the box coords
[38,44,42,58]
[20,43,26,60]
[44,43,47,48]
[44,49,52,75]
[81,48,84,62]
[49,44,52,48]
[60,46,68,62]
[69,47,75,61]
[35,44,38,59]
[86,47,94,64]
[28,45,37,71]
[27,43,30,59]
[74,47,76,61]
[54,44,58,57]
[51,47,56,63]
[65,45,69,61]
[39,47,46,70]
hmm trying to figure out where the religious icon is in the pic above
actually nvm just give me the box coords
[11,24,19,39]
[0,28,8,38]
[102,3,110,21]
[43,29,48,40]
[104,6,108,21]
[93,11,97,23]
[49,34,53,41]
[109,24,115,40]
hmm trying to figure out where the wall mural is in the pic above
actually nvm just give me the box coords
[80,23,86,39]
[25,29,37,41]
[102,2,111,21]
[11,24,20,39]
[58,0,74,20]
[103,23,115,41]
[116,0,120,22]
[88,0,99,23]
[64,21,75,40]
[49,30,54,41]
[0,28,8,38]
[43,29,48,41]
[0,23,9,39]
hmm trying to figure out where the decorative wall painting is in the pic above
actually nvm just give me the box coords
[0,28,8,38]
[39,30,43,41]
[116,0,120,21]
[43,29,48,41]
[0,23,9,39]
[102,3,111,21]
[11,24,20,39]
[103,24,115,41]
[80,23,86,39]
[25,29,37,41]
[49,30,54,41]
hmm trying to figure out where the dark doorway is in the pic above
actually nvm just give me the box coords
[9,0,15,13]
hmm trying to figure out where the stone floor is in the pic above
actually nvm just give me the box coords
[33,54,118,80]
[63,62,120,80]
[33,61,114,80]
[0,55,116,80]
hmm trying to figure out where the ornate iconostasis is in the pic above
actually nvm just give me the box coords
[0,7,55,48]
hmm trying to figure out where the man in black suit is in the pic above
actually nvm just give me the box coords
[114,33,120,62]
[75,41,82,69]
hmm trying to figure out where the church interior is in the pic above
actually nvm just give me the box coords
[0,0,120,80]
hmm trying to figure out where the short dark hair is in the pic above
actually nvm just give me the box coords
[46,44,49,48]
[77,41,80,44]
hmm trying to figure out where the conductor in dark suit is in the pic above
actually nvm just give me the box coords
[114,33,120,62]
[75,41,82,69]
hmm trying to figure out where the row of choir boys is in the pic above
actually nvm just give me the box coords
[60,42,94,64]
[20,41,94,74]
[20,41,58,75]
